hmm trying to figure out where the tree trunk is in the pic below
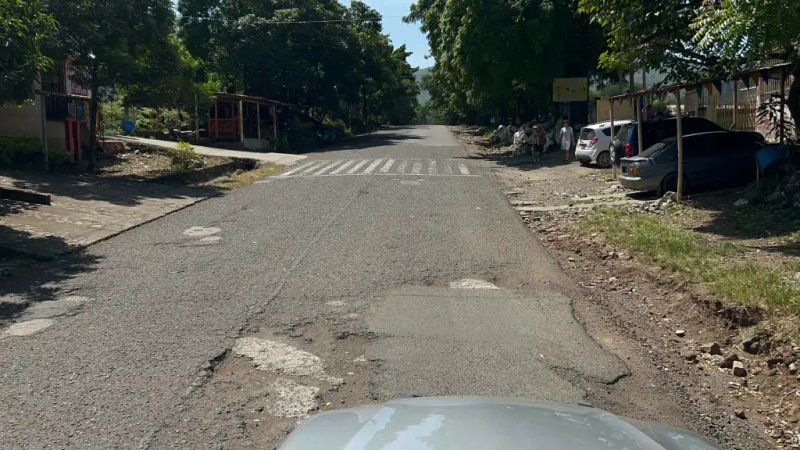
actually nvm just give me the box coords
[87,92,99,173]
[787,63,800,136]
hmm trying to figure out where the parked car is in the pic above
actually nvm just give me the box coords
[610,117,726,166]
[279,396,719,450]
[576,120,632,168]
[618,131,765,195]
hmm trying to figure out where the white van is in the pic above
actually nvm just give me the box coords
[575,120,632,168]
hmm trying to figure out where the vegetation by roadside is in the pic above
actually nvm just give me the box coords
[208,163,282,190]
[582,208,800,326]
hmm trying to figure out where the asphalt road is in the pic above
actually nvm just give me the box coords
[1,126,658,448]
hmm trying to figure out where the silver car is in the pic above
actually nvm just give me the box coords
[280,396,718,450]
[618,131,763,195]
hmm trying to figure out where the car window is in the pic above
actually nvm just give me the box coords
[685,135,719,158]
[616,124,632,141]
[601,127,612,137]
[579,128,595,140]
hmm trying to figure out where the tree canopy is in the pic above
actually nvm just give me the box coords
[406,0,606,123]
[0,0,57,104]
[178,0,419,127]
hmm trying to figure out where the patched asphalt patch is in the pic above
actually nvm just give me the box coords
[233,337,343,385]
[1,319,55,338]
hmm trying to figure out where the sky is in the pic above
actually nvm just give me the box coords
[340,0,432,69]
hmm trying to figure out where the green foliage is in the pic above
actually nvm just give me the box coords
[0,0,57,104]
[178,0,419,128]
[406,0,606,123]
[169,141,202,171]
[285,118,317,153]
[0,136,71,171]
[582,208,800,313]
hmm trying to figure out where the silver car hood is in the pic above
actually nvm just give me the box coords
[279,397,718,450]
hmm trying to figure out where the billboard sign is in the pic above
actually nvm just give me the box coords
[553,78,588,102]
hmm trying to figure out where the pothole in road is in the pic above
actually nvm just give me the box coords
[232,337,343,385]
[183,226,221,237]
[270,378,320,418]
[1,319,54,338]
[449,278,500,290]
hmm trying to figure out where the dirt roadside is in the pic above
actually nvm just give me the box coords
[456,126,799,450]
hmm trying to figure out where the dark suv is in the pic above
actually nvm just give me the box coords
[610,117,724,166]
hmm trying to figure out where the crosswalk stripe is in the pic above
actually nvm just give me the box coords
[279,161,316,177]
[380,159,395,173]
[444,162,454,175]
[427,160,437,175]
[302,162,326,174]
[363,158,384,174]
[330,160,356,175]
[458,163,470,175]
[348,160,370,174]
[396,160,408,174]
[411,161,423,175]
[314,160,343,176]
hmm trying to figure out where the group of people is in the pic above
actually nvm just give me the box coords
[516,117,575,164]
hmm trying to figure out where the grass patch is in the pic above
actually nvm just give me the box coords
[581,208,800,314]
[209,163,283,189]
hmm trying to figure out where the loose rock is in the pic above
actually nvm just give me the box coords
[675,329,687,337]
[732,360,747,377]
[789,363,797,375]
[734,409,747,419]
[719,353,740,369]
[680,347,698,361]
[699,342,721,355]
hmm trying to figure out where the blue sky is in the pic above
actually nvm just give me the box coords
[340,0,432,69]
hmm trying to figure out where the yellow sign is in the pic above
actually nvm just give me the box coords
[553,78,588,102]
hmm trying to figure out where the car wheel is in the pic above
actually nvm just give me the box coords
[596,151,611,168]
[659,173,686,197]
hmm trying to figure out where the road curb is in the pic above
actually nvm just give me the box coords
[0,186,51,205]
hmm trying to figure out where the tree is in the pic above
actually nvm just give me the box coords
[580,0,800,132]
[46,0,177,170]
[406,0,606,124]
[178,0,419,129]
[0,0,57,104]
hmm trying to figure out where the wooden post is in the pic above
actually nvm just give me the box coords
[238,100,244,143]
[779,67,786,144]
[271,105,277,139]
[635,94,644,155]
[642,68,648,119]
[214,101,219,140]
[732,79,739,130]
[609,99,616,178]
[256,102,261,139]
[39,93,49,171]
[194,94,200,144]
[676,88,685,203]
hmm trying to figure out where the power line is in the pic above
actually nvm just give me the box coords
[179,15,405,24]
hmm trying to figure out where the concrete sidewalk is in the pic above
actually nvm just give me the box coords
[112,136,307,166]
[0,172,215,259]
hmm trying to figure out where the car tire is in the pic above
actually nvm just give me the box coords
[596,151,611,168]
[659,173,686,197]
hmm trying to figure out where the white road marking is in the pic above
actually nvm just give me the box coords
[449,279,500,289]
[314,160,343,176]
[199,236,222,243]
[458,163,470,175]
[279,161,316,177]
[347,159,370,174]
[427,160,437,175]
[183,226,221,237]
[411,161,423,174]
[380,159,395,173]
[330,160,356,175]
[363,158,384,174]
[302,162,326,174]
[396,160,408,174]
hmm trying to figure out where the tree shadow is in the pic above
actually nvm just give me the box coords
[684,189,800,257]
[2,169,219,207]
[0,225,101,325]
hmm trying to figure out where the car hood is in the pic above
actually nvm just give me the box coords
[279,397,718,450]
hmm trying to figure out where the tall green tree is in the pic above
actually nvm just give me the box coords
[46,0,177,170]
[0,0,57,104]
[406,0,605,123]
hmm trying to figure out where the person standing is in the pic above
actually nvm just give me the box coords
[532,121,546,156]
[559,119,574,163]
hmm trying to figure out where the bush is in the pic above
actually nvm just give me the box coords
[169,141,203,171]
[0,136,72,171]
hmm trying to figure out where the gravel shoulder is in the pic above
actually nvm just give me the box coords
[455,126,793,449]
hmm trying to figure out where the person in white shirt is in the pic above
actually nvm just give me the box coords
[559,119,574,163]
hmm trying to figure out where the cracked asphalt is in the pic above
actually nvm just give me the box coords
[0,126,710,448]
